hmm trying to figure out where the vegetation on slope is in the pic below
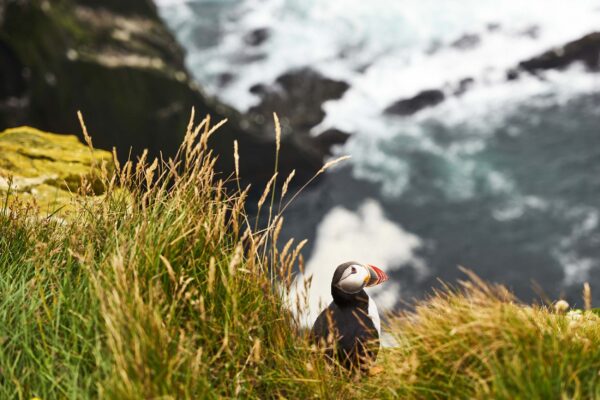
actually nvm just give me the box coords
[0,114,350,399]
[1,115,599,399]
[378,275,600,399]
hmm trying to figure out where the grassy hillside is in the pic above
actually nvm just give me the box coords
[1,116,599,399]
[378,277,600,399]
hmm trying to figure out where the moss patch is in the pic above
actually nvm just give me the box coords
[0,126,112,214]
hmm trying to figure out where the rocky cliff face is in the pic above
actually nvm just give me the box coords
[0,0,322,192]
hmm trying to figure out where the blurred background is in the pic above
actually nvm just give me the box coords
[2,0,600,315]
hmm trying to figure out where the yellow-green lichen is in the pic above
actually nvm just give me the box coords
[0,126,112,215]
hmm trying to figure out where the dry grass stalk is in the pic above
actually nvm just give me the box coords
[252,338,262,364]
[280,169,295,205]
[228,244,243,276]
[160,255,176,284]
[272,215,284,247]
[258,173,278,210]
[77,110,94,152]
[318,155,351,175]
[233,140,240,179]
[280,155,351,215]
[112,147,121,174]
[200,118,228,148]
[583,282,592,311]
[273,112,281,153]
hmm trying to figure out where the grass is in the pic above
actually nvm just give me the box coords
[1,113,599,399]
[377,274,600,399]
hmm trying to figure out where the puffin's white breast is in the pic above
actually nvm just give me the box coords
[368,296,381,335]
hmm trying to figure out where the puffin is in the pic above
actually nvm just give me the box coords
[311,261,389,371]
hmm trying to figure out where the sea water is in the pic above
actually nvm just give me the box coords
[157,0,600,320]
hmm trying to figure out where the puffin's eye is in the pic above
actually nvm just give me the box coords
[351,266,357,274]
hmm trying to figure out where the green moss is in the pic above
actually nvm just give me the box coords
[0,126,112,214]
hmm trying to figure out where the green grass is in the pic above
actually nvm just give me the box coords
[1,114,599,399]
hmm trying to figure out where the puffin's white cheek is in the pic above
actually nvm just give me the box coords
[339,273,367,293]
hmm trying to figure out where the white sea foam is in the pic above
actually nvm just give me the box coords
[340,66,600,203]
[555,207,600,285]
[158,0,600,112]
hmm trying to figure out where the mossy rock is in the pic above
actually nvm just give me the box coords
[0,126,112,215]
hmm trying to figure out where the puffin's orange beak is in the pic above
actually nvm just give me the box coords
[365,264,388,287]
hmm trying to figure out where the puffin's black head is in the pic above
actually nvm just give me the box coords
[331,261,388,306]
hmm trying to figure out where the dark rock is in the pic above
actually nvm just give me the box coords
[451,33,480,50]
[506,69,519,81]
[248,67,350,133]
[354,62,371,74]
[487,23,501,32]
[384,89,445,116]
[217,71,234,87]
[230,52,267,65]
[0,0,323,192]
[520,25,540,39]
[313,128,351,156]
[243,27,270,47]
[249,83,267,95]
[337,40,366,60]
[245,67,353,166]
[454,77,474,96]
[426,39,443,55]
[0,40,28,126]
[519,32,600,72]
[0,1,5,26]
